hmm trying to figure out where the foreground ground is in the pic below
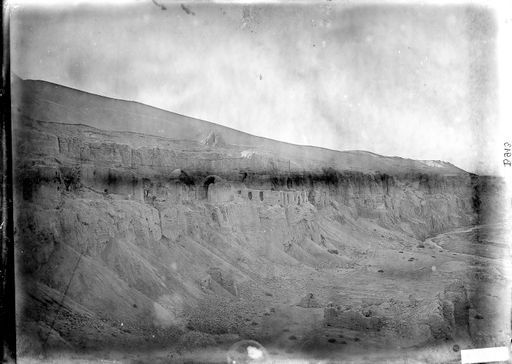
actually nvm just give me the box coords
[17,223,511,363]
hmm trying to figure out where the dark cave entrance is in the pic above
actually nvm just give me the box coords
[202,176,217,200]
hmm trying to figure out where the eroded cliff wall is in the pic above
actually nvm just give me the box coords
[14,116,485,342]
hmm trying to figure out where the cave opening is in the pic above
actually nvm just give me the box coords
[202,176,217,200]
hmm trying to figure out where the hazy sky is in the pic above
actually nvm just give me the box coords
[10,1,501,174]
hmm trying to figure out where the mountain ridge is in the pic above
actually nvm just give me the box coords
[11,74,466,176]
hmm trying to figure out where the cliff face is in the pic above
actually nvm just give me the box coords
[12,77,503,355]
[15,116,477,245]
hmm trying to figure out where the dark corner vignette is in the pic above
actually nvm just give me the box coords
[1,2,16,363]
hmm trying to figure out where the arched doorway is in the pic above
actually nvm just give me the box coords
[201,175,221,200]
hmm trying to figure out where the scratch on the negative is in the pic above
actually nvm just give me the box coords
[151,0,166,11]
[181,4,196,16]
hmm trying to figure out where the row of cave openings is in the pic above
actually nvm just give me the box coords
[243,190,264,202]
[143,173,301,203]
[203,175,268,202]
[203,175,304,204]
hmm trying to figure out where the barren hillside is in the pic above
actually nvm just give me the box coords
[12,76,508,363]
